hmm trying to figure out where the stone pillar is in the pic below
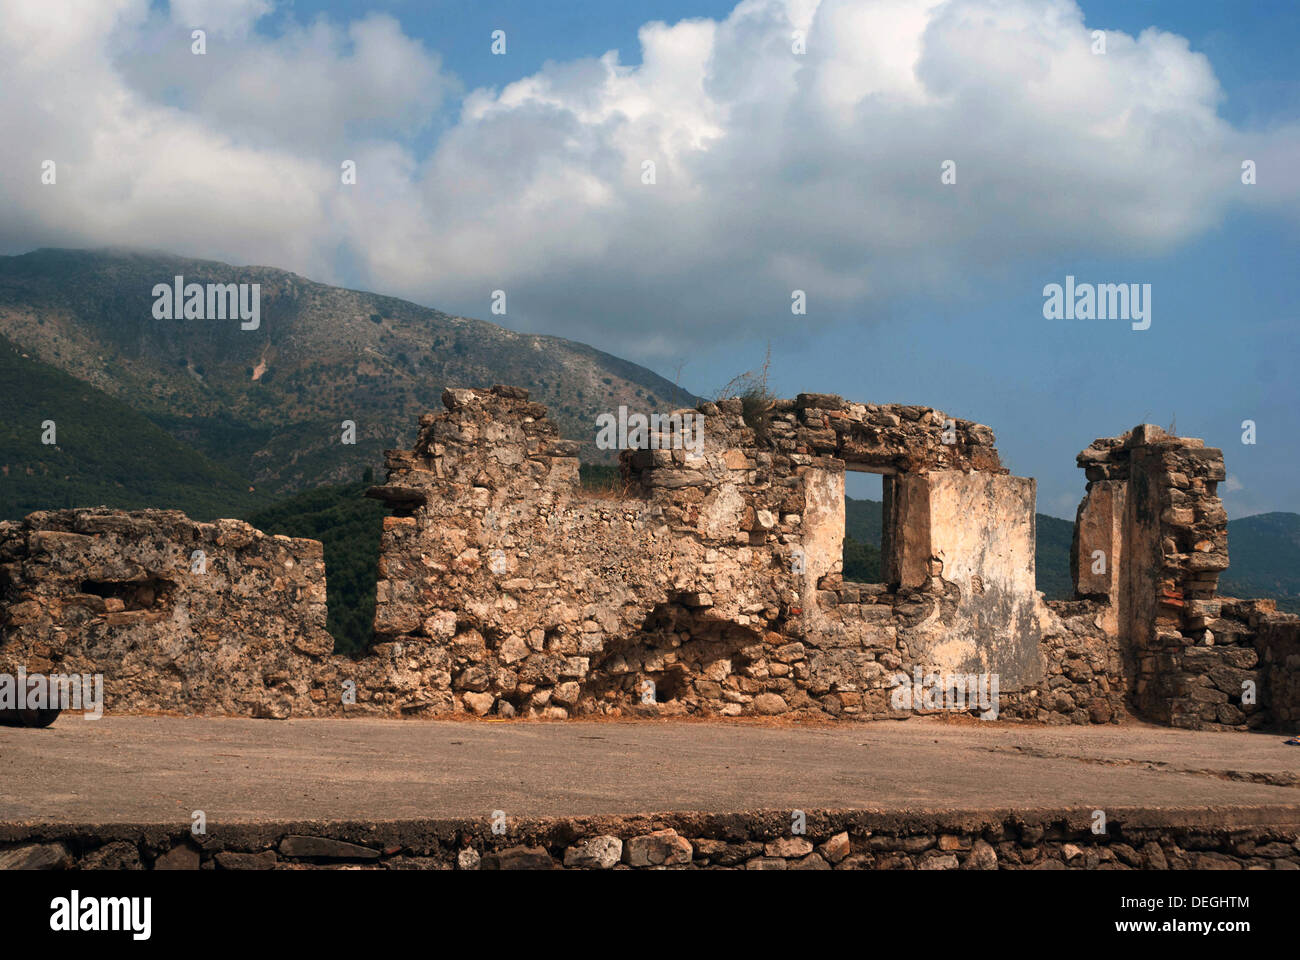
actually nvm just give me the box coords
[1075,425,1232,727]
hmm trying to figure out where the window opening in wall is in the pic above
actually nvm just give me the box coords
[79,578,175,610]
[843,468,888,585]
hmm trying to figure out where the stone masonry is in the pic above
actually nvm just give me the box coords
[0,386,1295,730]
[1071,424,1300,730]
[4,811,1297,871]
[0,509,333,718]
[361,386,1057,720]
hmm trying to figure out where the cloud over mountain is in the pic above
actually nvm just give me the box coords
[2,0,1295,358]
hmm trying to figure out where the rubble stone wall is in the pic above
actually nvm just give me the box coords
[1252,614,1300,732]
[4,811,1297,871]
[360,386,1064,720]
[0,509,334,718]
[1002,599,1127,725]
[1072,426,1300,731]
[1,386,1295,729]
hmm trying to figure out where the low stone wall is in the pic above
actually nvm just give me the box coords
[1253,612,1300,733]
[1002,599,1127,724]
[4,810,1297,870]
[0,509,334,718]
[1166,598,1273,731]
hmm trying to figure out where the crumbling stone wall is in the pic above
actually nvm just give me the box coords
[1071,426,1299,731]
[359,386,1076,720]
[2,388,1294,729]
[1256,617,1300,730]
[1002,599,1127,725]
[0,509,334,718]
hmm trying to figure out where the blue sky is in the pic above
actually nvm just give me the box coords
[6,0,1298,517]
[294,0,1300,516]
[268,0,1300,128]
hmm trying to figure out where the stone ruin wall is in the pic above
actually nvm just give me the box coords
[361,386,1072,721]
[0,385,1296,730]
[0,510,334,718]
[1072,425,1300,730]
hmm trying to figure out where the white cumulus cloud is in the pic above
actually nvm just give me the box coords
[0,0,1295,358]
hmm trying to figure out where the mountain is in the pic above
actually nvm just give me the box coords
[843,494,884,582]
[1034,512,1076,600]
[3,246,1294,622]
[0,248,698,507]
[1219,512,1300,612]
[846,496,1299,612]
[845,494,884,546]
[247,481,387,655]
[0,335,269,519]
